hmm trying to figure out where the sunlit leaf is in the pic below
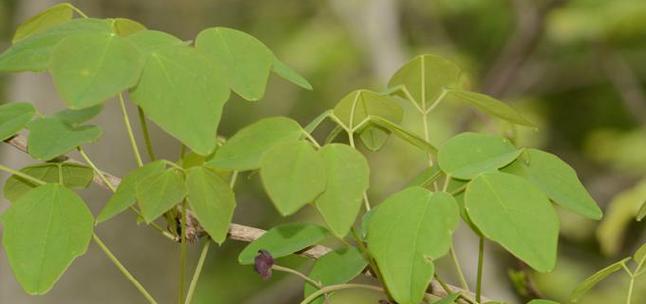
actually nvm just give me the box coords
[2,184,93,294]
[465,172,559,272]
[438,132,521,180]
[238,223,328,264]
[0,103,35,140]
[126,30,185,55]
[568,258,630,303]
[112,18,146,36]
[209,117,303,171]
[260,141,326,216]
[315,144,369,238]
[27,117,102,161]
[196,27,273,101]
[135,168,186,223]
[3,163,93,202]
[446,89,534,127]
[186,166,236,244]
[304,247,367,304]
[12,3,74,43]
[368,187,459,304]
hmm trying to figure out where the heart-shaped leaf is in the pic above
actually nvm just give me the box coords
[0,102,35,140]
[260,140,326,216]
[135,168,186,222]
[27,117,102,161]
[465,172,559,272]
[2,184,94,294]
[315,144,369,238]
[3,163,93,202]
[304,247,367,304]
[238,223,328,264]
[368,187,459,304]
[185,166,236,244]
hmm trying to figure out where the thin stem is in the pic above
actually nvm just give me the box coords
[476,237,485,303]
[347,130,356,148]
[178,202,188,303]
[363,192,371,212]
[78,148,116,192]
[434,274,453,295]
[300,283,384,304]
[442,175,451,192]
[69,5,88,18]
[626,277,634,304]
[0,164,46,185]
[119,93,144,167]
[229,170,239,188]
[450,244,469,291]
[184,239,210,304]
[138,106,157,161]
[302,129,321,148]
[272,265,321,289]
[93,234,159,304]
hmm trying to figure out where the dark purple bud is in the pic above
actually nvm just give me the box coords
[254,249,274,280]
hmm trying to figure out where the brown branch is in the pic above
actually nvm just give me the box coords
[3,134,489,302]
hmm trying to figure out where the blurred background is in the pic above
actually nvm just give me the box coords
[0,0,645,303]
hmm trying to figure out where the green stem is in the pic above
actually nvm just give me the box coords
[476,237,485,303]
[300,283,384,304]
[119,93,144,167]
[273,265,321,289]
[178,202,188,303]
[626,277,634,304]
[184,239,210,304]
[450,244,469,291]
[78,147,117,192]
[93,234,159,304]
[302,129,321,148]
[137,106,157,161]
[69,5,89,18]
[0,164,45,185]
[229,170,239,188]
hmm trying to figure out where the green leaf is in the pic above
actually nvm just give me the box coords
[238,223,328,264]
[527,300,559,304]
[304,247,367,304]
[0,18,112,72]
[53,105,103,125]
[333,89,403,131]
[407,165,442,188]
[185,166,236,244]
[446,89,534,127]
[358,125,390,151]
[2,184,94,294]
[209,117,303,171]
[272,57,312,90]
[597,179,646,255]
[126,30,185,55]
[27,117,102,161]
[112,18,146,36]
[0,102,35,140]
[3,163,93,202]
[315,144,369,238]
[637,200,646,221]
[12,3,74,43]
[368,116,438,153]
[260,141,326,216]
[465,172,559,272]
[568,258,630,303]
[50,32,144,109]
[368,188,459,304]
[135,168,186,223]
[196,27,273,101]
[96,161,165,223]
[438,132,521,180]
[388,54,463,110]
[504,149,602,220]
[434,293,461,304]
[129,44,229,155]
[633,243,646,266]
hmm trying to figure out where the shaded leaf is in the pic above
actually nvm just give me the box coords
[238,223,328,264]
[368,116,438,153]
[633,243,646,266]
[3,163,93,202]
[465,172,559,272]
[434,293,460,304]
[135,168,186,223]
[27,117,102,161]
[0,102,35,140]
[638,200,646,221]
[2,184,93,294]
[407,165,442,188]
[333,89,403,130]
[12,3,74,43]
[446,89,534,127]
[53,105,103,126]
[568,258,630,303]
[272,57,312,90]
[304,247,368,304]
[596,179,646,255]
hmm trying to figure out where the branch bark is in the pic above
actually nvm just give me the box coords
[3,134,489,302]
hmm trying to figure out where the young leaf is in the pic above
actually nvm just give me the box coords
[315,144,369,238]
[96,161,165,223]
[387,54,463,110]
[185,166,236,244]
[333,89,403,130]
[135,168,186,223]
[568,258,630,303]
[272,57,312,90]
[368,188,459,304]
[438,132,521,180]
[112,18,146,36]
[3,163,93,202]
[238,223,328,264]
[260,141,326,216]
[358,124,390,151]
[368,116,438,153]
[27,117,102,161]
[504,149,602,220]
[633,243,646,266]
[304,247,368,304]
[12,3,74,43]
[2,184,94,294]
[0,18,113,72]
[446,89,534,127]
[465,172,559,272]
[53,105,103,126]
[0,102,35,140]
[209,117,303,171]
[129,44,229,155]
[196,27,273,101]
[49,32,144,109]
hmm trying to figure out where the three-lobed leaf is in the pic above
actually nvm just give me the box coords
[304,247,367,304]
[238,223,328,264]
[0,102,35,140]
[135,168,186,223]
[27,117,102,161]
[3,163,93,202]
[368,187,459,304]
[2,184,94,294]
[465,172,559,272]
